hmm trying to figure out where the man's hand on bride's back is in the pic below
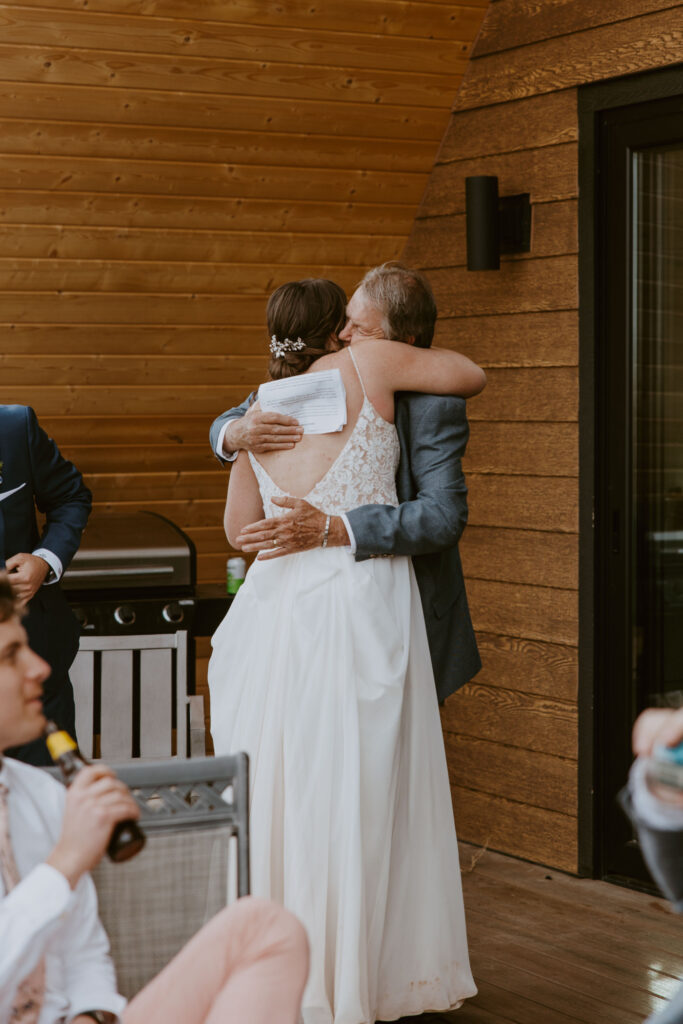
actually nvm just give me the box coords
[236,497,349,559]
[224,405,303,456]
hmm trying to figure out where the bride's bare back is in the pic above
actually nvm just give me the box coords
[253,346,387,499]
[224,338,485,543]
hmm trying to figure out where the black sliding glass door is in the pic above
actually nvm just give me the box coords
[595,92,683,885]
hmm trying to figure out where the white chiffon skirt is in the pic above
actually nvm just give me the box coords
[209,548,476,1024]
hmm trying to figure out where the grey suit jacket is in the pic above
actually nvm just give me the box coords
[210,391,480,703]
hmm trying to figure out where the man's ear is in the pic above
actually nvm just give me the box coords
[403,336,416,346]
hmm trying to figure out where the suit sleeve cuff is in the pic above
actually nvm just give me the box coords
[216,423,238,463]
[339,514,356,554]
[67,997,126,1022]
[32,548,63,584]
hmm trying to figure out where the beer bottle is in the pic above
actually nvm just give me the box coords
[44,721,146,863]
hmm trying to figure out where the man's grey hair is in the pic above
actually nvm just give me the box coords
[358,262,437,349]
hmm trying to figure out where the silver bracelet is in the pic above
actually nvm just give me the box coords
[321,515,331,549]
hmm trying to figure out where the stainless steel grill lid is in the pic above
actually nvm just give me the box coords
[62,511,195,591]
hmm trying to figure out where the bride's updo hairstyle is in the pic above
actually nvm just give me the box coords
[267,278,347,380]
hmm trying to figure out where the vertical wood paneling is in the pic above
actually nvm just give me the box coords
[404,0,683,872]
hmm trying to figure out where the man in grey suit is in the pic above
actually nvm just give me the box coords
[210,263,480,704]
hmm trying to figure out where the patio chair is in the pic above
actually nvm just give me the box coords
[70,632,206,761]
[91,753,250,998]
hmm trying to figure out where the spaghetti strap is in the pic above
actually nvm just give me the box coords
[347,346,368,398]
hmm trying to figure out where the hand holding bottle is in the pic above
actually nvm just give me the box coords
[46,764,142,888]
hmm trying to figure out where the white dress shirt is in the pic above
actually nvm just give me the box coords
[0,482,62,581]
[0,758,126,1024]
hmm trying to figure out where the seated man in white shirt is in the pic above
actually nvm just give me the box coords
[0,574,308,1024]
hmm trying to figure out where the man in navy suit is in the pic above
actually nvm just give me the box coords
[0,405,91,764]
[210,263,481,704]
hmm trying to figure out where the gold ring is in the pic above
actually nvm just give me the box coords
[271,538,278,548]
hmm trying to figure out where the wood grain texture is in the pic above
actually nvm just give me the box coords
[460,526,577,589]
[472,633,577,701]
[442,682,577,757]
[0,5,476,75]
[474,0,683,57]
[443,732,577,815]
[0,118,438,174]
[429,257,578,318]
[0,81,450,141]
[466,366,578,422]
[92,499,225,529]
[0,43,462,110]
[419,143,578,217]
[433,310,578,368]
[437,88,577,162]
[405,199,578,269]
[455,845,683,1022]
[450,784,577,871]
[0,190,415,236]
[467,474,578,532]
[0,154,428,206]
[457,8,683,110]
[466,578,578,645]
[0,224,403,268]
[0,325,266,356]
[0,260,369,295]
[465,422,578,476]
[2,354,268,387]
[5,385,252,416]
[0,292,304,325]
[11,0,490,40]
[43,415,222,445]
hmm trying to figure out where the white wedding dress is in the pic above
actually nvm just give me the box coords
[209,351,476,1024]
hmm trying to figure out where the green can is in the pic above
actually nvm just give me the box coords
[227,557,246,594]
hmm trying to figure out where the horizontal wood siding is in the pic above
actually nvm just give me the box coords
[404,0,683,871]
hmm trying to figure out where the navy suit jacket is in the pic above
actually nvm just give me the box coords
[0,406,92,696]
[210,391,480,703]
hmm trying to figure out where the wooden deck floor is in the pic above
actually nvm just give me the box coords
[432,843,683,1024]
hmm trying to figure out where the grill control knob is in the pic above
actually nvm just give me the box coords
[162,602,184,625]
[114,605,136,627]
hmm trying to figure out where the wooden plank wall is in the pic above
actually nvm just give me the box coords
[0,0,488,738]
[404,0,683,873]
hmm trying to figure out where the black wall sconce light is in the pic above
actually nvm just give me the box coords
[465,175,532,271]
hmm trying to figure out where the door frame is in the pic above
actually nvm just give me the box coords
[578,63,683,880]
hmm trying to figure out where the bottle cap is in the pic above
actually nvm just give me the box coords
[45,730,78,761]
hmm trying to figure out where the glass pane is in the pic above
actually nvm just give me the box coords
[633,145,683,710]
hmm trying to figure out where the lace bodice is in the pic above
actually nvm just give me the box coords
[248,351,400,516]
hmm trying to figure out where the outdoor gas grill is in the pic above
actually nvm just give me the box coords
[63,510,196,636]
[62,511,200,760]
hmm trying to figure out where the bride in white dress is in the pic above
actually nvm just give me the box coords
[209,278,484,1024]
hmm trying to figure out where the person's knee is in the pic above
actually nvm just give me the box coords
[221,897,308,964]
[272,904,309,963]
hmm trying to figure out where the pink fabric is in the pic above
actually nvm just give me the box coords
[0,782,45,1024]
[123,897,308,1024]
